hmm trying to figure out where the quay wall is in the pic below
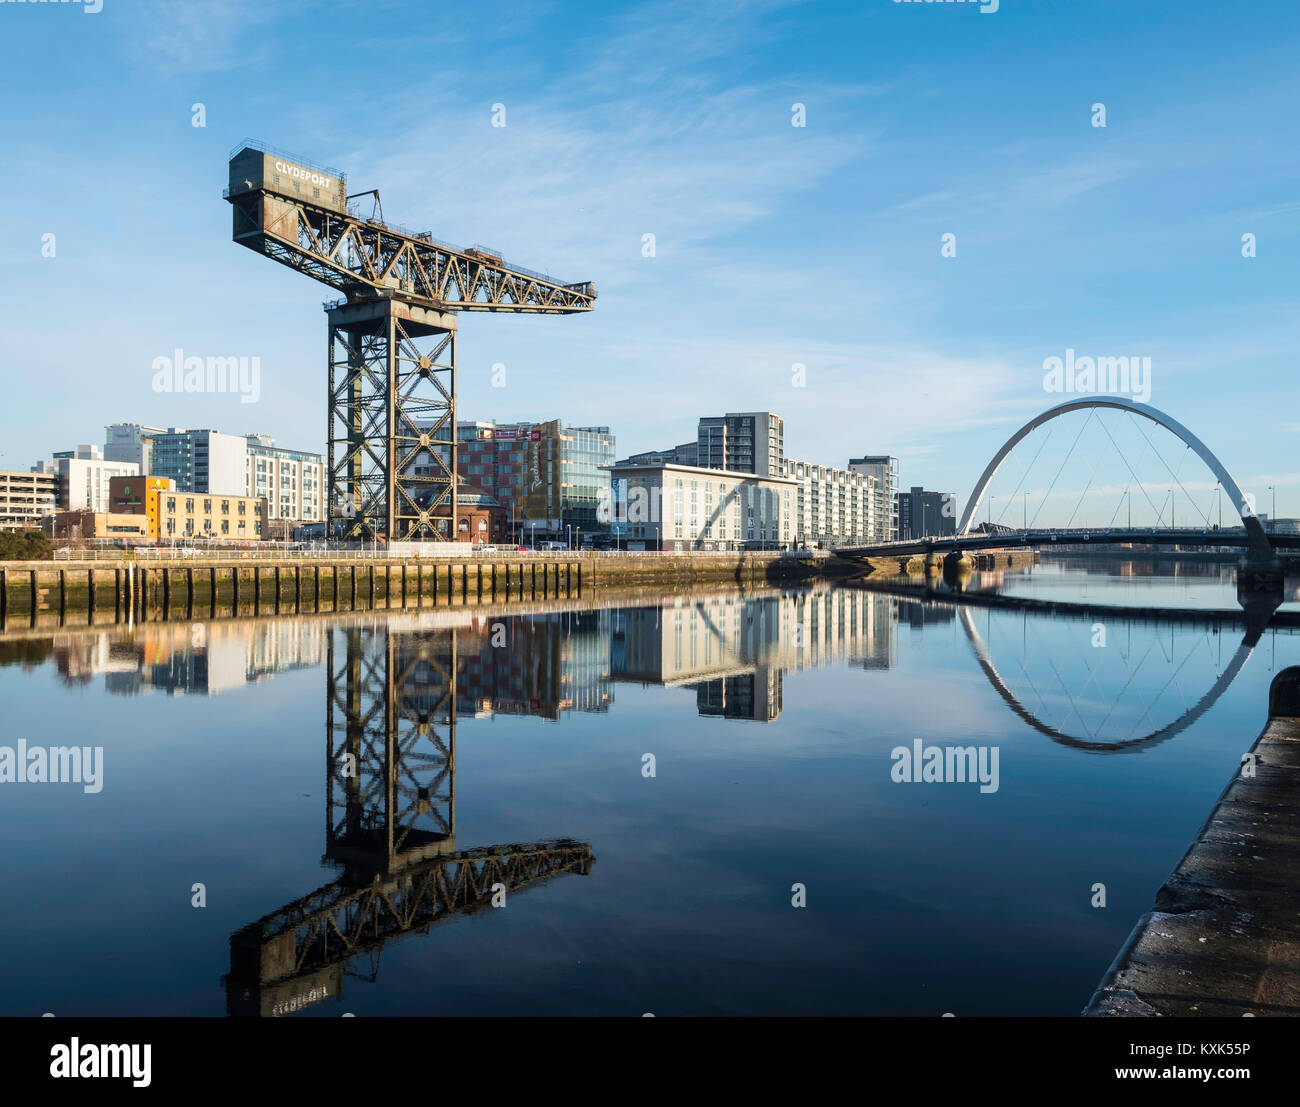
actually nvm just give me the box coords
[0,553,849,623]
[1085,667,1300,1016]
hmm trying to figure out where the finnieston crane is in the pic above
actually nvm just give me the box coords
[223,141,597,541]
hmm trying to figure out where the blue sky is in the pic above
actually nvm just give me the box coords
[1,0,1298,523]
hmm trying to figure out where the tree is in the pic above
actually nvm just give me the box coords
[0,529,54,561]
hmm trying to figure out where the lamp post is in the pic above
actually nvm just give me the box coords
[1023,492,1028,531]
[1269,484,1276,531]
[1168,489,1174,531]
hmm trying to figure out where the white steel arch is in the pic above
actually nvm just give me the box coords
[955,398,1272,556]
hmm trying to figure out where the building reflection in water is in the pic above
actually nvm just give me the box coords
[22,583,900,724]
[46,622,328,696]
[611,588,897,721]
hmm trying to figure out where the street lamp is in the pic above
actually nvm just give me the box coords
[1269,484,1276,530]
[1023,492,1028,531]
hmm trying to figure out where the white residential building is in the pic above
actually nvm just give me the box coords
[780,459,878,547]
[46,445,141,513]
[104,424,323,529]
[245,434,324,527]
[609,460,796,552]
[848,455,899,542]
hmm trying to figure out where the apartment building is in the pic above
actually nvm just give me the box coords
[781,459,878,546]
[245,433,325,532]
[696,412,785,477]
[619,411,891,546]
[848,455,899,543]
[609,460,795,552]
[0,470,58,530]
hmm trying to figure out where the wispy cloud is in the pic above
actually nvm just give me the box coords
[125,0,292,74]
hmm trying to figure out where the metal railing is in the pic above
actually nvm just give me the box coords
[46,544,811,563]
[228,139,346,181]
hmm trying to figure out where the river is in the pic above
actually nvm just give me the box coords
[1,555,1295,1016]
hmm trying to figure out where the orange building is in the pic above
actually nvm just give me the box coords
[109,476,267,540]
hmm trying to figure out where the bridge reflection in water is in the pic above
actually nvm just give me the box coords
[847,571,1300,753]
[222,626,594,1018]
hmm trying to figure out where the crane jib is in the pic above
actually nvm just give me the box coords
[225,142,595,541]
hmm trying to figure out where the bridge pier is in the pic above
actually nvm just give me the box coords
[1238,556,1285,592]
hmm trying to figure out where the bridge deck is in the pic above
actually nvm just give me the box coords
[836,528,1300,560]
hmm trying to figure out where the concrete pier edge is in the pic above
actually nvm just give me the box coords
[1084,666,1300,1016]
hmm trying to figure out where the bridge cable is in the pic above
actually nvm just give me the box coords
[990,424,1057,528]
[1125,630,1208,741]
[1129,419,1213,529]
[1094,412,1168,527]
[1061,424,1121,529]
[1104,416,1160,527]
[1092,636,1163,738]
[1027,409,1097,530]
[1002,620,1073,725]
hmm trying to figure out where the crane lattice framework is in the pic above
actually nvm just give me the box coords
[224,141,596,540]
[225,624,594,1017]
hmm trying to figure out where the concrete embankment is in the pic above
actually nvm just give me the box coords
[853,548,1040,577]
[0,552,848,625]
[1085,667,1300,1016]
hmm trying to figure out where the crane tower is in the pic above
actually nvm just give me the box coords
[224,141,596,541]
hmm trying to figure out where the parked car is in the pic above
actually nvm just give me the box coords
[476,544,498,553]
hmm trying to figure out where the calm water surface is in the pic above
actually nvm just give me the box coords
[1,557,1296,1016]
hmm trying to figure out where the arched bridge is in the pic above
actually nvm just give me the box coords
[836,398,1290,563]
